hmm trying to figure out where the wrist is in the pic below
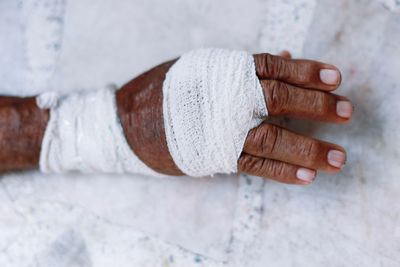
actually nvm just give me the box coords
[116,60,183,175]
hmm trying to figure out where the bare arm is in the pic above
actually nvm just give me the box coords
[0,96,48,173]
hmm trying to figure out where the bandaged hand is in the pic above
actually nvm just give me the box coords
[116,49,352,185]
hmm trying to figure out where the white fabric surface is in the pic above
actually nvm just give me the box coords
[163,48,267,176]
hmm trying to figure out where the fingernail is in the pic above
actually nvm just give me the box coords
[296,168,316,183]
[320,69,340,85]
[327,150,346,168]
[336,100,353,118]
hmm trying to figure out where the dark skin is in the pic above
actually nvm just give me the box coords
[0,96,49,173]
[0,52,352,184]
[116,59,182,175]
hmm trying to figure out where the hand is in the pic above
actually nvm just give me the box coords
[238,52,352,185]
[117,51,353,184]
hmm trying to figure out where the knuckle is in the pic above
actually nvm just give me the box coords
[259,159,289,181]
[238,154,259,173]
[260,158,273,174]
[239,155,292,182]
[265,80,290,114]
[264,54,275,77]
[295,63,314,85]
[255,124,281,156]
[269,54,286,79]
[267,160,285,178]
[258,53,286,78]
[308,91,330,114]
[238,154,251,172]
[297,139,320,166]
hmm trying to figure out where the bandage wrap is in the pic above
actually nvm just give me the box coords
[163,49,267,177]
[38,86,161,176]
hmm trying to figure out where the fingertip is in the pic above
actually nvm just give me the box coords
[296,168,316,183]
[336,100,353,119]
[327,149,346,169]
[320,68,341,86]
[279,50,292,59]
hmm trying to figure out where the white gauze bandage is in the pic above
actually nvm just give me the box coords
[163,48,268,177]
[38,86,161,176]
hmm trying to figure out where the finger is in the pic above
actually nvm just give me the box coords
[243,123,346,172]
[238,153,316,185]
[254,53,341,91]
[260,80,353,122]
[278,50,292,59]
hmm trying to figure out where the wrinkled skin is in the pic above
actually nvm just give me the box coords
[0,97,49,173]
[0,52,352,185]
[116,59,182,175]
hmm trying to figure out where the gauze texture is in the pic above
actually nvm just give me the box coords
[38,86,162,176]
[163,48,267,177]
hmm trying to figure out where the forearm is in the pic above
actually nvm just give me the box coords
[0,96,49,173]
[0,61,181,175]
